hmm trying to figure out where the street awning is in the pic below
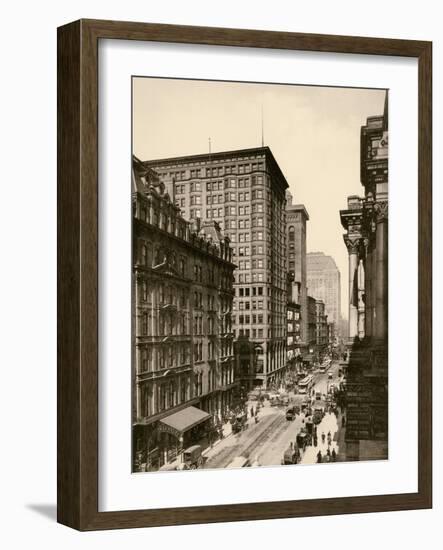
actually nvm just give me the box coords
[158,406,211,439]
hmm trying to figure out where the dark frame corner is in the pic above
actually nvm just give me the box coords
[57,19,432,531]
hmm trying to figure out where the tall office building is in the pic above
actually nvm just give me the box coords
[285,191,309,351]
[142,146,288,388]
[306,252,341,330]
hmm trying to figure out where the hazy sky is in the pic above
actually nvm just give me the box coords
[133,77,386,318]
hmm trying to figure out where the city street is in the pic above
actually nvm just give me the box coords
[203,361,343,469]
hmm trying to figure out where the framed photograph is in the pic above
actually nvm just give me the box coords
[57,19,432,530]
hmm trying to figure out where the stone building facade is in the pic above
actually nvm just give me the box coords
[132,157,236,471]
[286,285,302,367]
[306,296,317,361]
[143,146,288,388]
[286,192,309,354]
[315,299,329,350]
[339,93,388,461]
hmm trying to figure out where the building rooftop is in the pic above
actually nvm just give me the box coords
[307,252,339,272]
[142,145,289,191]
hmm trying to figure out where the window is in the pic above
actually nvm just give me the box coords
[140,244,147,265]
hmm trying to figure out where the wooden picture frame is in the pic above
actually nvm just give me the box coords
[57,19,432,530]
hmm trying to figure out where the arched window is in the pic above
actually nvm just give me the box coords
[288,226,295,242]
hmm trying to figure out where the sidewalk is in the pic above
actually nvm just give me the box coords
[202,420,234,459]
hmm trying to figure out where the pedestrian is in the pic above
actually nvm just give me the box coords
[250,406,254,418]
[317,450,322,463]
[331,449,337,462]
[326,448,331,457]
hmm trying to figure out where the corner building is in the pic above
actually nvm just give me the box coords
[144,147,288,388]
[132,157,236,471]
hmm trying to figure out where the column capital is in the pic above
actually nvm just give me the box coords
[343,236,361,255]
[374,200,388,222]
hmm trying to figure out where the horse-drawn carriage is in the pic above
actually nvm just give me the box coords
[296,430,312,451]
[231,412,248,434]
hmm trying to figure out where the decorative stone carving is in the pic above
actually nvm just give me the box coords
[374,200,388,222]
[343,236,361,255]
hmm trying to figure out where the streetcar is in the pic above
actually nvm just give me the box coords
[297,375,314,395]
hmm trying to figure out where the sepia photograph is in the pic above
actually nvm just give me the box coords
[131,77,389,473]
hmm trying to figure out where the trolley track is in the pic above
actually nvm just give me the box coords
[203,411,287,469]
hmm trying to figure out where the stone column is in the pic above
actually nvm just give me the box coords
[374,201,388,341]
[136,382,142,419]
[364,237,373,338]
[344,237,360,342]
[357,259,365,340]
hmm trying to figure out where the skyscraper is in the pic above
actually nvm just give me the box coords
[142,146,288,388]
[306,252,341,330]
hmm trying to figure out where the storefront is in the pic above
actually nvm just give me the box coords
[158,405,212,466]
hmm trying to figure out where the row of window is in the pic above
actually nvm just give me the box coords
[175,174,266,191]
[238,286,265,297]
[137,203,187,240]
[237,300,264,311]
[236,259,265,270]
[170,162,266,181]
[195,201,266,214]
[204,191,265,203]
[139,378,188,417]
[235,272,269,283]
